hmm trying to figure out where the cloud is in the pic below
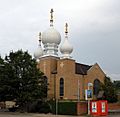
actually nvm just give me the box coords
[0,0,120,80]
[109,73,120,81]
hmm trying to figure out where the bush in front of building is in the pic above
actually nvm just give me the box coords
[28,100,51,113]
[49,100,77,115]
[58,101,77,115]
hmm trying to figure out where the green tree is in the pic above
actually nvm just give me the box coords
[102,76,118,103]
[113,80,120,91]
[0,56,4,64]
[0,50,47,109]
[113,80,120,101]
[0,56,4,101]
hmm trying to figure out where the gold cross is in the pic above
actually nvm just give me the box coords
[65,23,68,34]
[39,32,41,41]
[50,9,54,21]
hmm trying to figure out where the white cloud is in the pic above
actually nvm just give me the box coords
[109,73,120,81]
[0,0,120,80]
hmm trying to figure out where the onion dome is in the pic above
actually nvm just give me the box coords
[42,9,61,45]
[41,9,61,56]
[60,23,73,58]
[34,32,43,59]
[42,27,61,44]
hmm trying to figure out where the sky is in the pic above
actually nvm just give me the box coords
[0,0,120,80]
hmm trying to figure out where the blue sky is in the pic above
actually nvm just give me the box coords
[0,0,120,80]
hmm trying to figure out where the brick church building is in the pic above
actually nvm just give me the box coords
[34,9,105,101]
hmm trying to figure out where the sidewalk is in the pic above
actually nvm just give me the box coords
[0,112,120,117]
[109,109,120,114]
[0,112,86,117]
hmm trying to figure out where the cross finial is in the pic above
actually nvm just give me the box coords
[39,32,41,41]
[65,23,68,34]
[38,32,42,46]
[50,8,54,26]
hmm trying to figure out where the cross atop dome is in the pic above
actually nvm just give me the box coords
[39,32,42,44]
[65,23,68,34]
[50,8,54,27]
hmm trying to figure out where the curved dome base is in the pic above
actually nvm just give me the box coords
[60,53,72,59]
[43,43,59,56]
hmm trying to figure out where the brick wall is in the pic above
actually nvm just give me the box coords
[77,101,88,115]
[38,57,105,100]
[108,103,120,110]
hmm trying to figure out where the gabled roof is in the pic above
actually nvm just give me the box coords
[75,63,92,75]
[87,63,106,76]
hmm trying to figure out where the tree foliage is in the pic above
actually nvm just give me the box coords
[113,80,120,91]
[0,50,47,108]
[0,56,8,101]
[102,76,118,103]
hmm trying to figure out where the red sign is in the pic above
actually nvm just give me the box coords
[90,100,108,116]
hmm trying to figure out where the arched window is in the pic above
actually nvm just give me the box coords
[93,79,100,96]
[60,78,64,97]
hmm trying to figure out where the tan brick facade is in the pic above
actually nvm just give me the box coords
[37,56,105,100]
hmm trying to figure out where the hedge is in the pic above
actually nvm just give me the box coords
[49,100,77,115]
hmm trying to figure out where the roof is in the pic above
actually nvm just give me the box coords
[75,63,92,75]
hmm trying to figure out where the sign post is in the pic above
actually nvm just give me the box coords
[85,89,92,115]
[85,82,93,115]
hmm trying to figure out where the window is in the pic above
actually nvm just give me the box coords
[60,78,64,97]
[93,79,100,96]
